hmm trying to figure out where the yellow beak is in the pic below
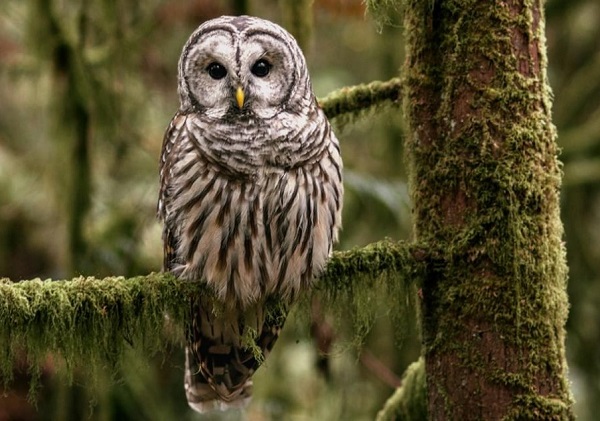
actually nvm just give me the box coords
[236,86,245,109]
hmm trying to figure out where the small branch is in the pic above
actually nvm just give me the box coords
[360,348,402,388]
[319,77,402,122]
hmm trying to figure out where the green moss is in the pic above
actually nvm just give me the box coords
[0,240,423,394]
[312,240,424,347]
[365,0,403,30]
[376,358,427,421]
[0,274,190,392]
[319,78,402,132]
[504,394,573,421]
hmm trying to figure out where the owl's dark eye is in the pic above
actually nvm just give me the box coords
[251,59,271,77]
[207,62,227,80]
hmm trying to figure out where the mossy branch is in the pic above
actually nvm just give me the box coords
[319,77,402,129]
[0,239,425,388]
[376,358,428,421]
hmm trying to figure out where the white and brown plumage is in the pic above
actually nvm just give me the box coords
[157,16,343,412]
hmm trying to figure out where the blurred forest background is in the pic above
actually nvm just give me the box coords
[0,0,598,419]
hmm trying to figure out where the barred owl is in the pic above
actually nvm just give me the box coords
[157,16,343,412]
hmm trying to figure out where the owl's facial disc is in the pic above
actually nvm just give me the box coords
[180,17,308,121]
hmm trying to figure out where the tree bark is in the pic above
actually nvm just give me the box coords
[403,0,573,419]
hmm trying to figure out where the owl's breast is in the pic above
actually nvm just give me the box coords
[166,113,342,306]
[170,157,341,307]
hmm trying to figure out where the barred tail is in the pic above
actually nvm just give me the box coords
[184,296,287,413]
[184,346,252,412]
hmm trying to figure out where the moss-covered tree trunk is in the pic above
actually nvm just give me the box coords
[403,0,572,419]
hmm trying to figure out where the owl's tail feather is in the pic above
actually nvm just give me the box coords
[184,348,252,413]
[184,296,287,413]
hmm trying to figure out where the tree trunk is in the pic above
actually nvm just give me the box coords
[403,0,573,419]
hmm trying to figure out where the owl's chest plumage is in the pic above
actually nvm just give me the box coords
[163,115,342,307]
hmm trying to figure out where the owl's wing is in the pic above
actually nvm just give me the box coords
[158,114,187,271]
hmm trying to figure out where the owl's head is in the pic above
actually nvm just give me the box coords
[177,16,312,121]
